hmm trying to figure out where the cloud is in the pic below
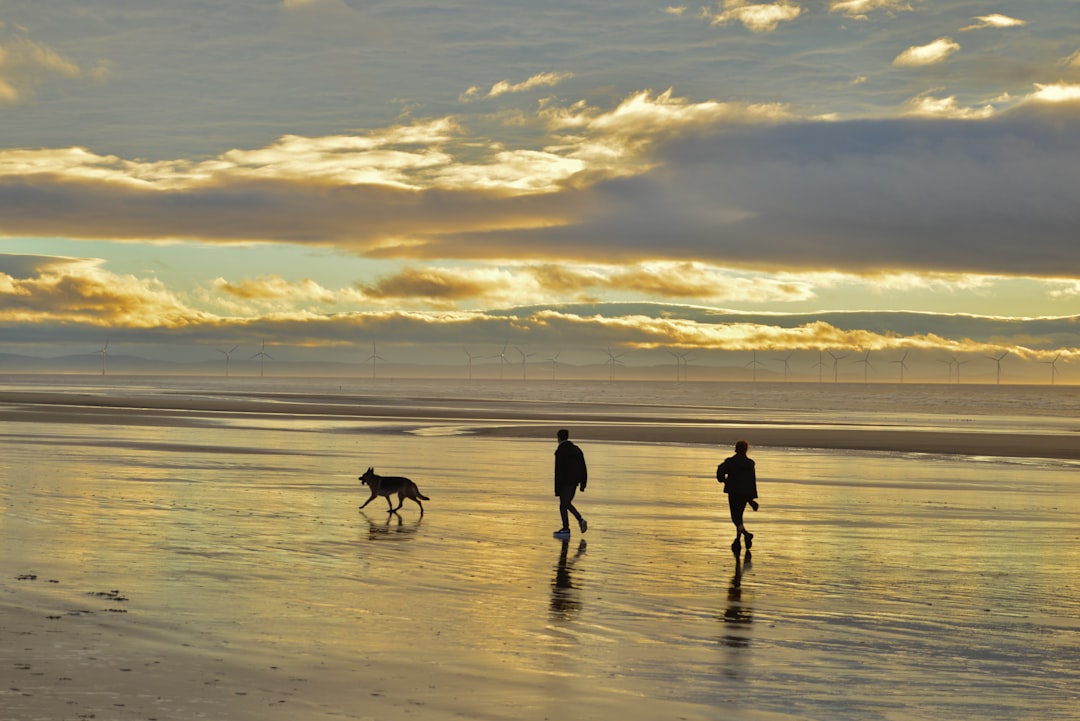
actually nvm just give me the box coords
[4,252,1076,362]
[893,37,960,67]
[904,95,994,119]
[829,0,913,20]
[1025,83,1080,104]
[0,89,792,256]
[460,72,574,103]
[489,72,575,98]
[0,31,82,103]
[0,254,207,328]
[213,275,337,303]
[487,91,1080,277]
[1062,50,1080,69]
[702,1,802,33]
[2,86,1079,279]
[355,262,817,308]
[960,14,1026,32]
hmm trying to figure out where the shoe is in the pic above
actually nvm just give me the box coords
[743,531,753,550]
[750,500,759,512]
[553,528,571,538]
[731,539,741,554]
[579,518,588,534]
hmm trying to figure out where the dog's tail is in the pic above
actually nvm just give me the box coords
[416,493,431,501]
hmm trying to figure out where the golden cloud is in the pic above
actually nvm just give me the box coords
[542,88,792,179]
[960,14,1026,32]
[1025,83,1080,104]
[0,255,208,328]
[0,88,793,213]
[702,1,802,33]
[489,72,574,98]
[4,253,1077,362]
[213,275,337,303]
[893,37,960,67]
[353,262,818,308]
[828,0,913,20]
[904,95,994,119]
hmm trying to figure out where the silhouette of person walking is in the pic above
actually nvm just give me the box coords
[553,428,588,538]
[717,439,758,554]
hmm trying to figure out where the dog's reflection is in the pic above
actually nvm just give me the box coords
[551,538,587,620]
[720,551,753,648]
[360,511,422,540]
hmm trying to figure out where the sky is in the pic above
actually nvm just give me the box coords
[1,0,1079,382]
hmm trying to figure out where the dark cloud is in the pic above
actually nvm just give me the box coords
[448,101,1080,276]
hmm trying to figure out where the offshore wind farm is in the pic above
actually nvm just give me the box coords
[1,341,1074,384]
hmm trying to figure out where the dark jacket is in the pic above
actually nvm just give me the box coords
[717,453,757,499]
[554,440,588,495]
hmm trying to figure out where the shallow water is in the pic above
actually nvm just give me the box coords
[2,379,1079,720]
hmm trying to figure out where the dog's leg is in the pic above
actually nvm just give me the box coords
[389,494,405,514]
[385,495,397,513]
[358,493,377,510]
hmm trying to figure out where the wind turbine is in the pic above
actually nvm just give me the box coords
[493,342,509,379]
[96,338,110,376]
[952,355,968,384]
[463,348,477,380]
[515,346,536,380]
[745,350,767,382]
[667,349,682,381]
[252,339,273,377]
[1043,354,1061,385]
[774,352,793,382]
[854,350,873,384]
[365,343,384,379]
[827,351,848,383]
[547,351,562,380]
[812,350,827,383]
[890,351,909,384]
[217,345,239,377]
[679,351,692,381]
[985,351,1008,385]
[938,357,955,383]
[667,349,691,381]
[605,347,624,381]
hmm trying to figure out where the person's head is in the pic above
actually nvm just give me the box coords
[735,440,749,455]
[557,428,569,442]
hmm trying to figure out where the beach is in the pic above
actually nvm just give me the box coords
[2,377,1079,720]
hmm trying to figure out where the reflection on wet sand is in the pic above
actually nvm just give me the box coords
[551,538,587,621]
[721,551,753,649]
[360,511,423,540]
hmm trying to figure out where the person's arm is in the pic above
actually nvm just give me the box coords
[578,447,588,491]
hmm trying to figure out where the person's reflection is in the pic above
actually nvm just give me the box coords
[550,538,586,620]
[720,551,753,648]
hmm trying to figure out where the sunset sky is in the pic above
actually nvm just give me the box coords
[2,1,1078,381]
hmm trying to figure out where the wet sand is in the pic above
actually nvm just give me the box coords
[2,379,1079,720]
[1,381,1078,460]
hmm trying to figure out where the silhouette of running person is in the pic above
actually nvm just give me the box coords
[553,428,588,538]
[717,439,758,554]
